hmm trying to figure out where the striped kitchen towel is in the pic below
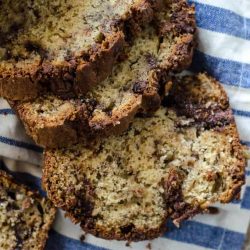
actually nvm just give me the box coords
[0,0,250,249]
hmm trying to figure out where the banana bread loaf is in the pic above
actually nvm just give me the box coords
[0,170,56,249]
[11,1,196,148]
[0,0,162,101]
[43,73,246,241]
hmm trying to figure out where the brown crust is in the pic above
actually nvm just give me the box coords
[213,124,246,204]
[11,74,162,148]
[157,0,196,71]
[1,0,196,102]
[0,170,56,250]
[166,121,245,235]
[10,0,196,148]
[43,151,168,241]
[0,0,162,101]
[167,123,246,226]
[165,73,233,128]
[43,124,245,241]
[163,168,201,227]
[42,73,246,241]
[162,73,246,225]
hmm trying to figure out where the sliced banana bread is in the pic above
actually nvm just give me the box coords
[0,0,162,101]
[11,2,196,148]
[0,170,56,249]
[43,73,246,241]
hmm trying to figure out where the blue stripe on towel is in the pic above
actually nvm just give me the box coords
[241,140,250,147]
[0,109,15,115]
[189,1,250,40]
[0,160,45,196]
[220,230,246,250]
[165,220,245,249]
[0,136,43,153]
[231,199,241,205]
[241,187,250,210]
[190,50,250,88]
[233,109,250,118]
[46,230,108,250]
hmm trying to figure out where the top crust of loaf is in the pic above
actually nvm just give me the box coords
[0,170,56,250]
[42,73,246,241]
[0,0,195,101]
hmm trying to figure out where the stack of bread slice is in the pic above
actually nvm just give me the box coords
[9,0,195,148]
[0,0,247,246]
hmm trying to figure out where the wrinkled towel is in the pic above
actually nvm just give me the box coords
[0,0,250,249]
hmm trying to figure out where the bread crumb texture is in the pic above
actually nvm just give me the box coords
[0,171,56,250]
[12,0,196,148]
[0,0,195,101]
[0,0,162,100]
[14,24,164,145]
[43,73,246,241]
[0,0,143,62]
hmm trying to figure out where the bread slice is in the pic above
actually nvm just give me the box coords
[43,73,246,241]
[11,1,196,148]
[0,0,163,101]
[0,170,56,250]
